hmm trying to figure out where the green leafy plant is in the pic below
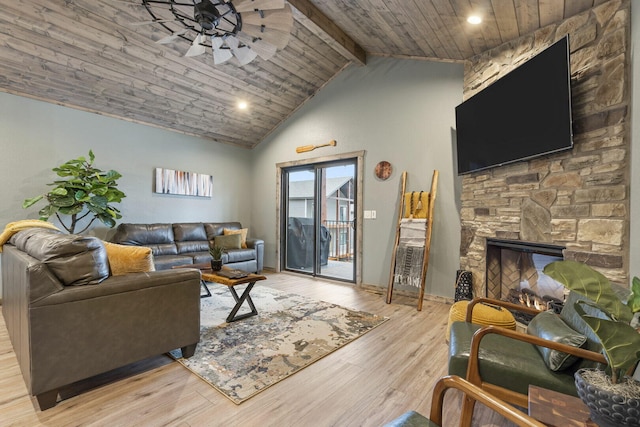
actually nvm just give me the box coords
[209,245,223,260]
[543,260,640,384]
[23,150,126,234]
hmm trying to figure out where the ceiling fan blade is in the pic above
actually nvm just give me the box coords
[156,29,189,44]
[185,34,207,57]
[129,18,178,26]
[212,37,233,64]
[225,36,258,65]
[241,5,293,33]
[236,33,277,60]
[232,0,285,13]
[241,24,290,50]
[234,45,258,65]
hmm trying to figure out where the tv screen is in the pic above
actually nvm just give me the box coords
[455,36,573,175]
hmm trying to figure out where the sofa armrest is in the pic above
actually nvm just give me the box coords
[465,297,541,322]
[246,238,264,272]
[465,325,607,389]
[31,269,201,307]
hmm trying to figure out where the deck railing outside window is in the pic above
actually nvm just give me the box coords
[323,220,353,261]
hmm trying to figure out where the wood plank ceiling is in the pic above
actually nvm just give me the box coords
[0,0,604,148]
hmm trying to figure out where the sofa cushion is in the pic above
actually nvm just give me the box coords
[111,223,178,256]
[224,248,256,263]
[102,241,155,276]
[215,234,242,250]
[204,222,242,239]
[448,321,581,397]
[16,230,109,286]
[173,223,207,242]
[527,311,587,371]
[224,227,248,248]
[153,255,195,270]
[176,240,210,254]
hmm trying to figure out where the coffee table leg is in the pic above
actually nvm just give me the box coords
[201,280,212,298]
[226,281,258,322]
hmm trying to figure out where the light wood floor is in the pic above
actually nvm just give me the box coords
[0,273,519,427]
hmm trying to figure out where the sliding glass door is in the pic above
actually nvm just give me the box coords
[281,159,356,282]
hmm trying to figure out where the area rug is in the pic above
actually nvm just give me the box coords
[169,285,387,404]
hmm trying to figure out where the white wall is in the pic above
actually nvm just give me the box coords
[631,3,639,281]
[250,56,464,297]
[0,91,252,292]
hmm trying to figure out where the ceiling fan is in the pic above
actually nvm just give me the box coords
[138,0,293,65]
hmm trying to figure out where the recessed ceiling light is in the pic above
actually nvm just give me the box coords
[238,101,248,110]
[467,15,482,25]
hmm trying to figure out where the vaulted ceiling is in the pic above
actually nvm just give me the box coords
[0,1,604,148]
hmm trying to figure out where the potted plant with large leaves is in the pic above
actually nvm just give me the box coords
[23,150,126,234]
[543,260,640,427]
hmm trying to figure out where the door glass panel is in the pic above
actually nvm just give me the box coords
[318,163,355,281]
[282,161,356,282]
[285,168,315,273]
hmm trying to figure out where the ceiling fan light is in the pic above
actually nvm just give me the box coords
[467,15,482,25]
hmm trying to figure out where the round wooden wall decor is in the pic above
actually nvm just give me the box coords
[375,161,392,180]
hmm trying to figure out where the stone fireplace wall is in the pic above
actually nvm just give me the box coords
[459,0,631,295]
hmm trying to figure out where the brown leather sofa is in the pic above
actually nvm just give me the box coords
[111,222,264,272]
[1,228,201,410]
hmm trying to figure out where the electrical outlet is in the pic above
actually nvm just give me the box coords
[364,210,372,219]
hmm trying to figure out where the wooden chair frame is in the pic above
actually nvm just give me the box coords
[428,375,545,427]
[457,297,607,426]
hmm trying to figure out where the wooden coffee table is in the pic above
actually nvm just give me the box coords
[173,264,267,322]
[200,269,267,322]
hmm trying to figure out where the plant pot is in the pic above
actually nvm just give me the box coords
[210,259,223,271]
[574,368,640,427]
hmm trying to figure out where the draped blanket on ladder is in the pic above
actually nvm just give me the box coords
[393,219,427,288]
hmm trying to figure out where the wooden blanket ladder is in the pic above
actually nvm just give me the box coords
[386,170,438,310]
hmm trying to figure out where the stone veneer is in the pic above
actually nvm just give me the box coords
[459,0,631,295]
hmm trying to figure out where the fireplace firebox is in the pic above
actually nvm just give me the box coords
[486,239,566,322]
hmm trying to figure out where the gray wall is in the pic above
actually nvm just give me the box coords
[250,56,464,297]
[0,91,252,292]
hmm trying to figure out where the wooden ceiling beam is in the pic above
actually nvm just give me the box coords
[287,0,367,65]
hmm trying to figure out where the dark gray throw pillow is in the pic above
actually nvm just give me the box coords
[527,310,587,371]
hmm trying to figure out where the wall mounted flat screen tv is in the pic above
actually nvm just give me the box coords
[455,36,573,175]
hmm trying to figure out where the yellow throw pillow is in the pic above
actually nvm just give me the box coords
[102,241,155,276]
[223,228,248,249]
